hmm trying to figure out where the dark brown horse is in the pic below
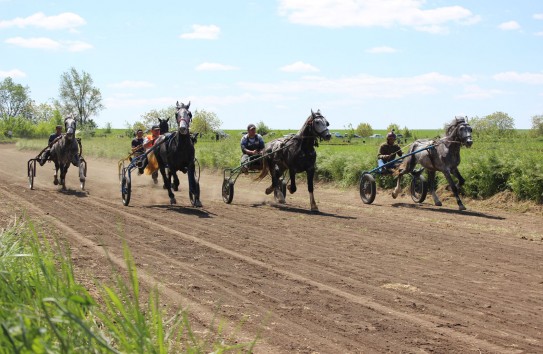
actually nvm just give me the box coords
[393,116,473,210]
[256,110,331,211]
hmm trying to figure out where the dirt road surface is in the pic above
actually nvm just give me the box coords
[1,144,542,353]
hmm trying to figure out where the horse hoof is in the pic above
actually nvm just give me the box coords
[79,178,85,183]
[435,201,442,207]
[173,185,179,192]
[265,187,273,195]
[458,205,466,211]
[311,206,319,212]
[53,177,59,185]
[170,198,177,205]
[391,192,398,199]
[194,200,202,208]
[163,184,168,189]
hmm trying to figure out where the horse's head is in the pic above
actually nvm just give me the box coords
[310,109,331,141]
[447,116,473,148]
[175,101,192,135]
[158,118,169,134]
[64,115,76,139]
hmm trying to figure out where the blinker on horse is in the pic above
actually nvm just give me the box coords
[256,109,331,211]
[393,116,473,210]
[155,101,202,207]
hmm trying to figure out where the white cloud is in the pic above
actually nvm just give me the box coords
[5,37,92,51]
[280,61,319,73]
[498,21,520,31]
[180,25,220,39]
[195,62,238,71]
[5,37,61,50]
[455,85,504,99]
[277,0,480,33]
[109,80,156,89]
[535,31,543,37]
[239,72,475,98]
[534,13,543,20]
[493,71,543,84]
[0,69,26,78]
[0,12,85,30]
[366,46,397,54]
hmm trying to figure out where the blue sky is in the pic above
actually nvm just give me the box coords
[1,0,542,130]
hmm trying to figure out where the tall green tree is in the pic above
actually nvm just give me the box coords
[531,114,543,137]
[58,67,104,126]
[0,77,32,119]
[140,106,175,130]
[356,122,373,137]
[470,112,515,138]
[386,123,400,134]
[191,109,222,135]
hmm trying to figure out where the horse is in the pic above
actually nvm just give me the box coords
[392,116,473,210]
[256,109,331,211]
[155,101,202,207]
[49,116,84,190]
[156,116,181,190]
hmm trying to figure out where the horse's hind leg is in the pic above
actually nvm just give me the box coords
[159,166,176,204]
[287,170,297,194]
[60,164,68,190]
[188,164,202,207]
[428,171,442,207]
[53,162,59,185]
[272,166,285,203]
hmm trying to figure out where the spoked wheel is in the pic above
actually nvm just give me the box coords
[28,159,36,190]
[79,159,87,190]
[194,158,201,182]
[359,172,376,204]
[121,168,131,206]
[410,174,428,203]
[222,179,234,204]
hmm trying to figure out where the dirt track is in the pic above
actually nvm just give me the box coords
[1,143,542,353]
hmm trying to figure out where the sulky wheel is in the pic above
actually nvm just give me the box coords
[410,174,428,203]
[28,160,36,190]
[194,158,201,182]
[121,169,131,206]
[222,179,234,204]
[359,173,376,204]
[79,159,87,190]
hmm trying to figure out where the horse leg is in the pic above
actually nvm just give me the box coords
[307,169,318,212]
[451,167,465,192]
[287,170,297,194]
[428,170,442,206]
[53,162,59,185]
[273,166,285,203]
[264,160,274,195]
[443,170,466,211]
[172,171,180,192]
[159,165,176,204]
[60,164,68,190]
[188,163,202,207]
[392,174,402,199]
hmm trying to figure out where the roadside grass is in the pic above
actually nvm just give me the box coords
[16,130,543,203]
[0,216,257,353]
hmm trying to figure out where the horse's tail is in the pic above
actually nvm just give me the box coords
[393,144,417,177]
[254,157,269,181]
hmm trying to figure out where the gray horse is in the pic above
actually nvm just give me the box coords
[256,110,331,211]
[49,116,84,190]
[392,117,473,210]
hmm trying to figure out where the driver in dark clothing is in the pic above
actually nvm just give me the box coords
[39,125,63,166]
[377,131,403,173]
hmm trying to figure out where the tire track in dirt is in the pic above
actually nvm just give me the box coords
[2,145,543,353]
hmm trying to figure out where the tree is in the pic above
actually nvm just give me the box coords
[256,120,270,136]
[356,122,373,137]
[386,123,400,134]
[58,67,104,126]
[470,112,515,138]
[191,109,222,135]
[0,77,32,119]
[31,102,57,123]
[140,107,175,130]
[402,126,412,138]
[531,114,543,137]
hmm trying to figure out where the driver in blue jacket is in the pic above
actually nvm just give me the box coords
[240,123,265,173]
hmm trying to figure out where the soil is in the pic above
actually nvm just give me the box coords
[1,144,542,353]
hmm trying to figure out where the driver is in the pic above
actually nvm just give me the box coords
[138,125,160,183]
[240,123,265,174]
[377,131,403,173]
[39,125,63,166]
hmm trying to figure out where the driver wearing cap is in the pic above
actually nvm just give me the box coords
[377,131,403,173]
[240,123,265,173]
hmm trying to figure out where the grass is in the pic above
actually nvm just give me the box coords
[0,216,257,353]
[16,129,543,203]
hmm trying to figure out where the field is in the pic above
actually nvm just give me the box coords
[1,140,543,352]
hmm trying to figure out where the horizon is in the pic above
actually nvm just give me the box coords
[1,1,542,130]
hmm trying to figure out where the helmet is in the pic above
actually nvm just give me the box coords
[247,123,256,131]
[386,132,396,139]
